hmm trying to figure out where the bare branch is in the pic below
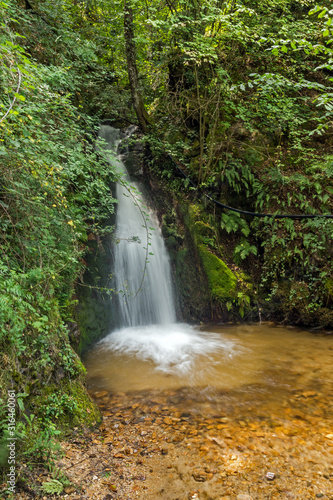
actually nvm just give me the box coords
[0,69,22,125]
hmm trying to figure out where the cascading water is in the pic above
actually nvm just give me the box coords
[95,125,235,379]
[98,124,175,327]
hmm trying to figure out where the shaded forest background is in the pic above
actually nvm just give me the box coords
[0,0,333,496]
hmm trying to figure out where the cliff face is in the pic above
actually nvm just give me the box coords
[135,141,333,329]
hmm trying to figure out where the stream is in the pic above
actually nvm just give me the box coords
[76,126,333,499]
[80,323,333,500]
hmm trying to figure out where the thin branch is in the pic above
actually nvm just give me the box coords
[0,69,22,125]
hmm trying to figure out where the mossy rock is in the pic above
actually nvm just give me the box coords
[181,203,238,303]
[174,247,211,321]
[31,379,101,432]
[198,244,237,302]
[325,278,333,301]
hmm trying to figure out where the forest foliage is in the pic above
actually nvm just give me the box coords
[1,0,333,495]
[0,0,117,492]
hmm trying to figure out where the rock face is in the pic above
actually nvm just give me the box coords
[145,177,253,323]
[76,229,115,354]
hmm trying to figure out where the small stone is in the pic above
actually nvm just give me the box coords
[301,391,317,398]
[94,391,109,398]
[316,494,324,498]
[192,472,207,482]
[237,495,253,500]
[189,492,200,499]
[265,472,275,481]
[64,486,75,494]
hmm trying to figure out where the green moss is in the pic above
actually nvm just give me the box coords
[180,203,238,303]
[60,379,101,428]
[193,220,215,237]
[325,278,333,300]
[32,379,101,432]
[198,244,237,301]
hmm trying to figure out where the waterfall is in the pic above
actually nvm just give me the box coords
[98,124,176,327]
[94,124,235,378]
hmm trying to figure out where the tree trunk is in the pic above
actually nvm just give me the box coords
[124,0,149,132]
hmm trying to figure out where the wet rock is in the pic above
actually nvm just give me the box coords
[192,472,207,482]
[94,391,109,399]
[301,391,317,398]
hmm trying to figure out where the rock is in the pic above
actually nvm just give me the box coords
[316,494,324,498]
[192,472,207,482]
[94,391,109,398]
[64,486,75,494]
[265,472,275,480]
[301,391,317,398]
[237,495,253,500]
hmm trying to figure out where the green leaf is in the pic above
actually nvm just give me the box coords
[14,93,25,101]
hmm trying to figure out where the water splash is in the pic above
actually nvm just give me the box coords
[99,324,235,376]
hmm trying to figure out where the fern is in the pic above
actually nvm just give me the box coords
[41,479,63,495]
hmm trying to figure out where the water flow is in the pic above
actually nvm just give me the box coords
[97,125,236,376]
[99,125,175,327]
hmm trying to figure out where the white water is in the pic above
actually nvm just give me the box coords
[98,323,235,377]
[99,124,175,326]
[97,125,234,375]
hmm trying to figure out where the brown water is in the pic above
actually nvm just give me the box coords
[79,323,333,499]
[85,323,333,405]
